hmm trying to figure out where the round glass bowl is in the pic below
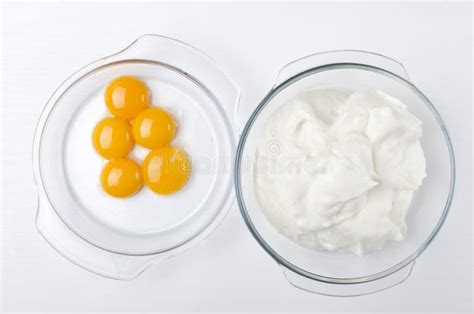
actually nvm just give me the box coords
[235,51,455,296]
[33,35,239,278]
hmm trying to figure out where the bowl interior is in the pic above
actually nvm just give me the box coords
[236,64,453,280]
[39,60,235,255]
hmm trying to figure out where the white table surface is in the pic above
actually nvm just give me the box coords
[1,1,472,313]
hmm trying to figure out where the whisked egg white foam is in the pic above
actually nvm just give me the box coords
[255,88,426,255]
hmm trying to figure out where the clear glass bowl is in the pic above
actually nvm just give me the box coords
[234,51,455,296]
[33,35,239,279]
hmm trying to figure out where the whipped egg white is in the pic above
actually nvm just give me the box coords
[255,88,426,255]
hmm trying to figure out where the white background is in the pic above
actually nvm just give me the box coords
[1,1,472,313]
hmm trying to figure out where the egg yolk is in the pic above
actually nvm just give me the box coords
[105,76,149,119]
[92,117,134,159]
[132,107,176,149]
[101,158,143,198]
[142,146,191,195]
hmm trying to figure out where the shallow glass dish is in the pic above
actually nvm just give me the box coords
[33,35,239,279]
[235,50,455,296]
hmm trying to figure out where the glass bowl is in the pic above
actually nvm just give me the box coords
[234,50,455,296]
[33,35,239,279]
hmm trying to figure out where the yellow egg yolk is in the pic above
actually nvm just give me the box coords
[105,76,149,119]
[132,107,176,149]
[92,117,134,160]
[142,146,191,195]
[101,158,143,198]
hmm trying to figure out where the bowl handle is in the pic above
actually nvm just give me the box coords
[36,193,163,280]
[272,51,414,296]
[273,50,410,88]
[280,261,415,297]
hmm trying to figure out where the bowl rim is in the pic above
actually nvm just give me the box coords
[234,62,456,284]
[33,35,240,257]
